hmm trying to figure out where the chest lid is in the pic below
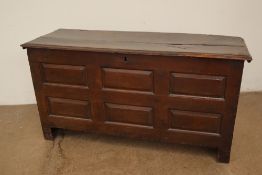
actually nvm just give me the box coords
[21,29,252,62]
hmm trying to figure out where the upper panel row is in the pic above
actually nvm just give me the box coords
[42,64,226,98]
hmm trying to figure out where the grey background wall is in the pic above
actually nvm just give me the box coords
[0,0,261,105]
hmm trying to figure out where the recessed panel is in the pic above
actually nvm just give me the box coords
[102,68,153,92]
[48,97,91,119]
[169,110,221,133]
[43,64,87,85]
[170,73,225,98]
[105,103,153,126]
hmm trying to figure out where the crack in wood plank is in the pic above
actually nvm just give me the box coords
[41,36,246,48]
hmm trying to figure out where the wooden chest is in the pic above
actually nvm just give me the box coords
[22,29,252,163]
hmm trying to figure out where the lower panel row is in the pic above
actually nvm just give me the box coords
[47,114,221,148]
[47,97,222,134]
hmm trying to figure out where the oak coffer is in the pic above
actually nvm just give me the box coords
[21,29,252,163]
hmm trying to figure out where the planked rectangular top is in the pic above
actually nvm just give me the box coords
[21,29,252,62]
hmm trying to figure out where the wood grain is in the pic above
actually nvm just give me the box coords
[21,29,252,61]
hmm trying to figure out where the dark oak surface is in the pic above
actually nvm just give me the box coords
[22,29,252,163]
[22,29,252,61]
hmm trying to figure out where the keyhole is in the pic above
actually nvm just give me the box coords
[124,56,128,62]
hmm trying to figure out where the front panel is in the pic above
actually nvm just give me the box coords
[43,64,88,86]
[28,48,243,148]
[102,68,154,92]
[104,103,153,127]
[170,73,226,98]
[48,97,91,119]
[168,109,221,133]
